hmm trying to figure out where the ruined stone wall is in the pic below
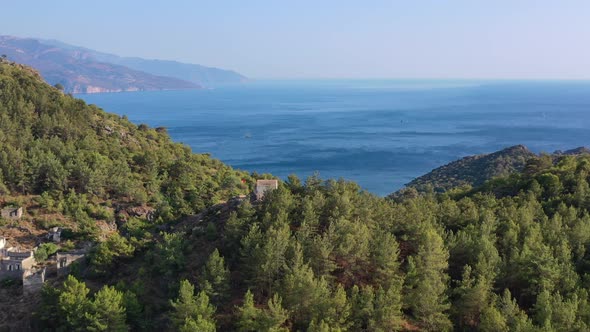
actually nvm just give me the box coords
[23,267,45,294]
[56,251,86,276]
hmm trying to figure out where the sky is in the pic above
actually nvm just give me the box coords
[2,0,590,79]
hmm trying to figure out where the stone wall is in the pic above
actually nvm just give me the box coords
[1,207,22,219]
[57,251,86,276]
[23,267,45,294]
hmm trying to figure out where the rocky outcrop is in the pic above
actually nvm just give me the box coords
[554,147,590,155]
[115,205,156,224]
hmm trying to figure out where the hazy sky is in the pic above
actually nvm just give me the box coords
[2,1,590,79]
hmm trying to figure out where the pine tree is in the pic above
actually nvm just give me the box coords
[307,319,343,332]
[307,230,337,278]
[479,305,508,332]
[286,174,304,195]
[179,317,216,332]
[89,233,134,275]
[452,265,491,330]
[263,293,289,331]
[257,222,291,294]
[58,275,92,331]
[282,246,350,330]
[370,231,402,285]
[224,211,248,259]
[533,291,554,330]
[122,290,145,331]
[87,286,128,331]
[236,290,289,332]
[260,185,295,229]
[38,285,61,328]
[240,223,264,290]
[236,290,263,332]
[321,284,350,330]
[281,249,319,327]
[371,283,404,331]
[331,217,371,278]
[170,280,216,330]
[349,285,375,330]
[548,292,579,331]
[348,232,404,331]
[295,197,320,248]
[156,232,186,276]
[405,227,452,331]
[200,249,230,304]
[497,289,534,331]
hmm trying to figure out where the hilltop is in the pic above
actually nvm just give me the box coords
[402,145,536,193]
[398,145,590,196]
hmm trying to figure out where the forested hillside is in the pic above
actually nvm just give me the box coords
[402,145,536,193]
[3,61,590,331]
[0,59,250,214]
[401,145,590,196]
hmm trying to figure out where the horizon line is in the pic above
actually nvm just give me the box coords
[247,77,590,82]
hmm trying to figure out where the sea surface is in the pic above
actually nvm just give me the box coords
[79,80,590,196]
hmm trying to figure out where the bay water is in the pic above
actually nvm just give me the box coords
[80,80,590,196]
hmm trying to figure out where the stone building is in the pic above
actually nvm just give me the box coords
[0,238,45,291]
[1,207,23,220]
[0,248,35,280]
[57,250,87,276]
[255,179,279,200]
[46,227,62,243]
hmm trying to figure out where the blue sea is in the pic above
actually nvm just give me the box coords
[79,80,590,196]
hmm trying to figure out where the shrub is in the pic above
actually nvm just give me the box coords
[35,243,59,262]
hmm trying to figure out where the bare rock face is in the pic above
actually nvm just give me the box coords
[115,205,156,224]
[127,206,156,221]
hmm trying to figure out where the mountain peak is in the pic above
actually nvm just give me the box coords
[503,144,529,152]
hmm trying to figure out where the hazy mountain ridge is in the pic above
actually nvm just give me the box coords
[0,35,202,93]
[41,38,248,86]
[0,35,247,93]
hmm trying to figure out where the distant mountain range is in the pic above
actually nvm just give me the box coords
[395,145,590,195]
[0,35,247,93]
